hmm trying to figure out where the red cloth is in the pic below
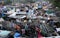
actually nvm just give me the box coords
[35,27,43,38]
[38,31,43,38]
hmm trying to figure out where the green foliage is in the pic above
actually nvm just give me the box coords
[25,0,36,3]
[50,0,60,8]
[5,0,12,4]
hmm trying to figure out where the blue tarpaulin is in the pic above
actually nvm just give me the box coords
[14,32,21,38]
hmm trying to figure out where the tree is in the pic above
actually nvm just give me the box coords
[49,0,60,16]
[25,0,36,3]
[49,0,60,9]
[5,0,12,5]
